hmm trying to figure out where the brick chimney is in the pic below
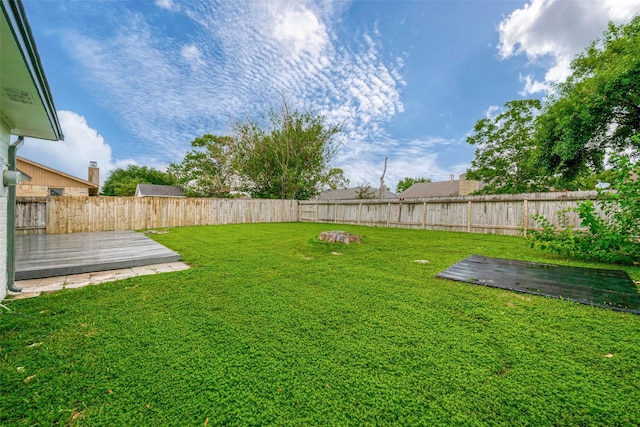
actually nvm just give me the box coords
[88,161,99,195]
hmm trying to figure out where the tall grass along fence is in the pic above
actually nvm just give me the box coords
[16,191,599,236]
[16,197,298,235]
[299,191,600,236]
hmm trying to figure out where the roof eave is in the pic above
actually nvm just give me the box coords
[1,0,63,141]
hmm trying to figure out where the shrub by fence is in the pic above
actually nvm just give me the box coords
[16,191,599,236]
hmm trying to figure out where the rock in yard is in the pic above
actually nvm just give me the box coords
[319,230,361,244]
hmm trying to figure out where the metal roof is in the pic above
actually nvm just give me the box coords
[1,0,63,140]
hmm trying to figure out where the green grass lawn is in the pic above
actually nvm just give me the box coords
[2,223,640,426]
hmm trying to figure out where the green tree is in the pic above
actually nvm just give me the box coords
[466,99,548,194]
[355,185,377,199]
[100,165,176,196]
[232,102,342,199]
[167,134,235,197]
[536,16,640,179]
[396,177,430,194]
[320,168,349,190]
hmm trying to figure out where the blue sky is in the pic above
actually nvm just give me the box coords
[19,0,640,191]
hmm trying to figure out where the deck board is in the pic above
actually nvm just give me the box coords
[16,231,181,280]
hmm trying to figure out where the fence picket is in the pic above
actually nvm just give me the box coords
[16,191,600,236]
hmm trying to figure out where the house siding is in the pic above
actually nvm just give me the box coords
[17,184,89,197]
[16,158,96,197]
[0,119,10,300]
[458,174,483,196]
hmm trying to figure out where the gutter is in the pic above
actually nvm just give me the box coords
[7,136,23,292]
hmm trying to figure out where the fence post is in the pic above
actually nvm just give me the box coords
[27,191,599,235]
[523,199,529,236]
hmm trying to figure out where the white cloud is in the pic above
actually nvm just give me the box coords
[518,74,552,96]
[155,0,179,12]
[181,44,205,67]
[498,0,640,91]
[271,4,328,58]
[54,0,405,185]
[19,111,135,185]
[484,105,500,119]
[333,136,454,191]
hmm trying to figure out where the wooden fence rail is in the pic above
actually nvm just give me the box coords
[16,191,600,236]
[17,197,299,235]
[299,191,601,236]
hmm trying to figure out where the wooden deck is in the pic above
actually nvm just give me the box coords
[15,230,181,280]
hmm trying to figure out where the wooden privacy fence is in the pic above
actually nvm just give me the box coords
[17,197,298,235]
[16,191,600,236]
[299,191,600,236]
[16,197,47,235]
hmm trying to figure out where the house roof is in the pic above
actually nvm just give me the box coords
[317,187,398,200]
[17,156,98,189]
[136,184,185,197]
[1,0,63,140]
[399,181,460,198]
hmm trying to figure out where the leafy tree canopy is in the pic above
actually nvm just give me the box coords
[396,177,431,194]
[355,185,377,199]
[231,101,342,199]
[167,134,235,198]
[100,165,176,196]
[466,99,550,194]
[170,101,342,200]
[320,168,349,191]
[536,16,640,179]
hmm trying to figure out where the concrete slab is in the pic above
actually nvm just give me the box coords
[9,261,190,299]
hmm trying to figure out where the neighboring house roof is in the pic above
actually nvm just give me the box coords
[399,181,460,198]
[17,156,98,190]
[135,184,185,198]
[316,187,398,200]
[400,174,485,198]
[1,0,63,140]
